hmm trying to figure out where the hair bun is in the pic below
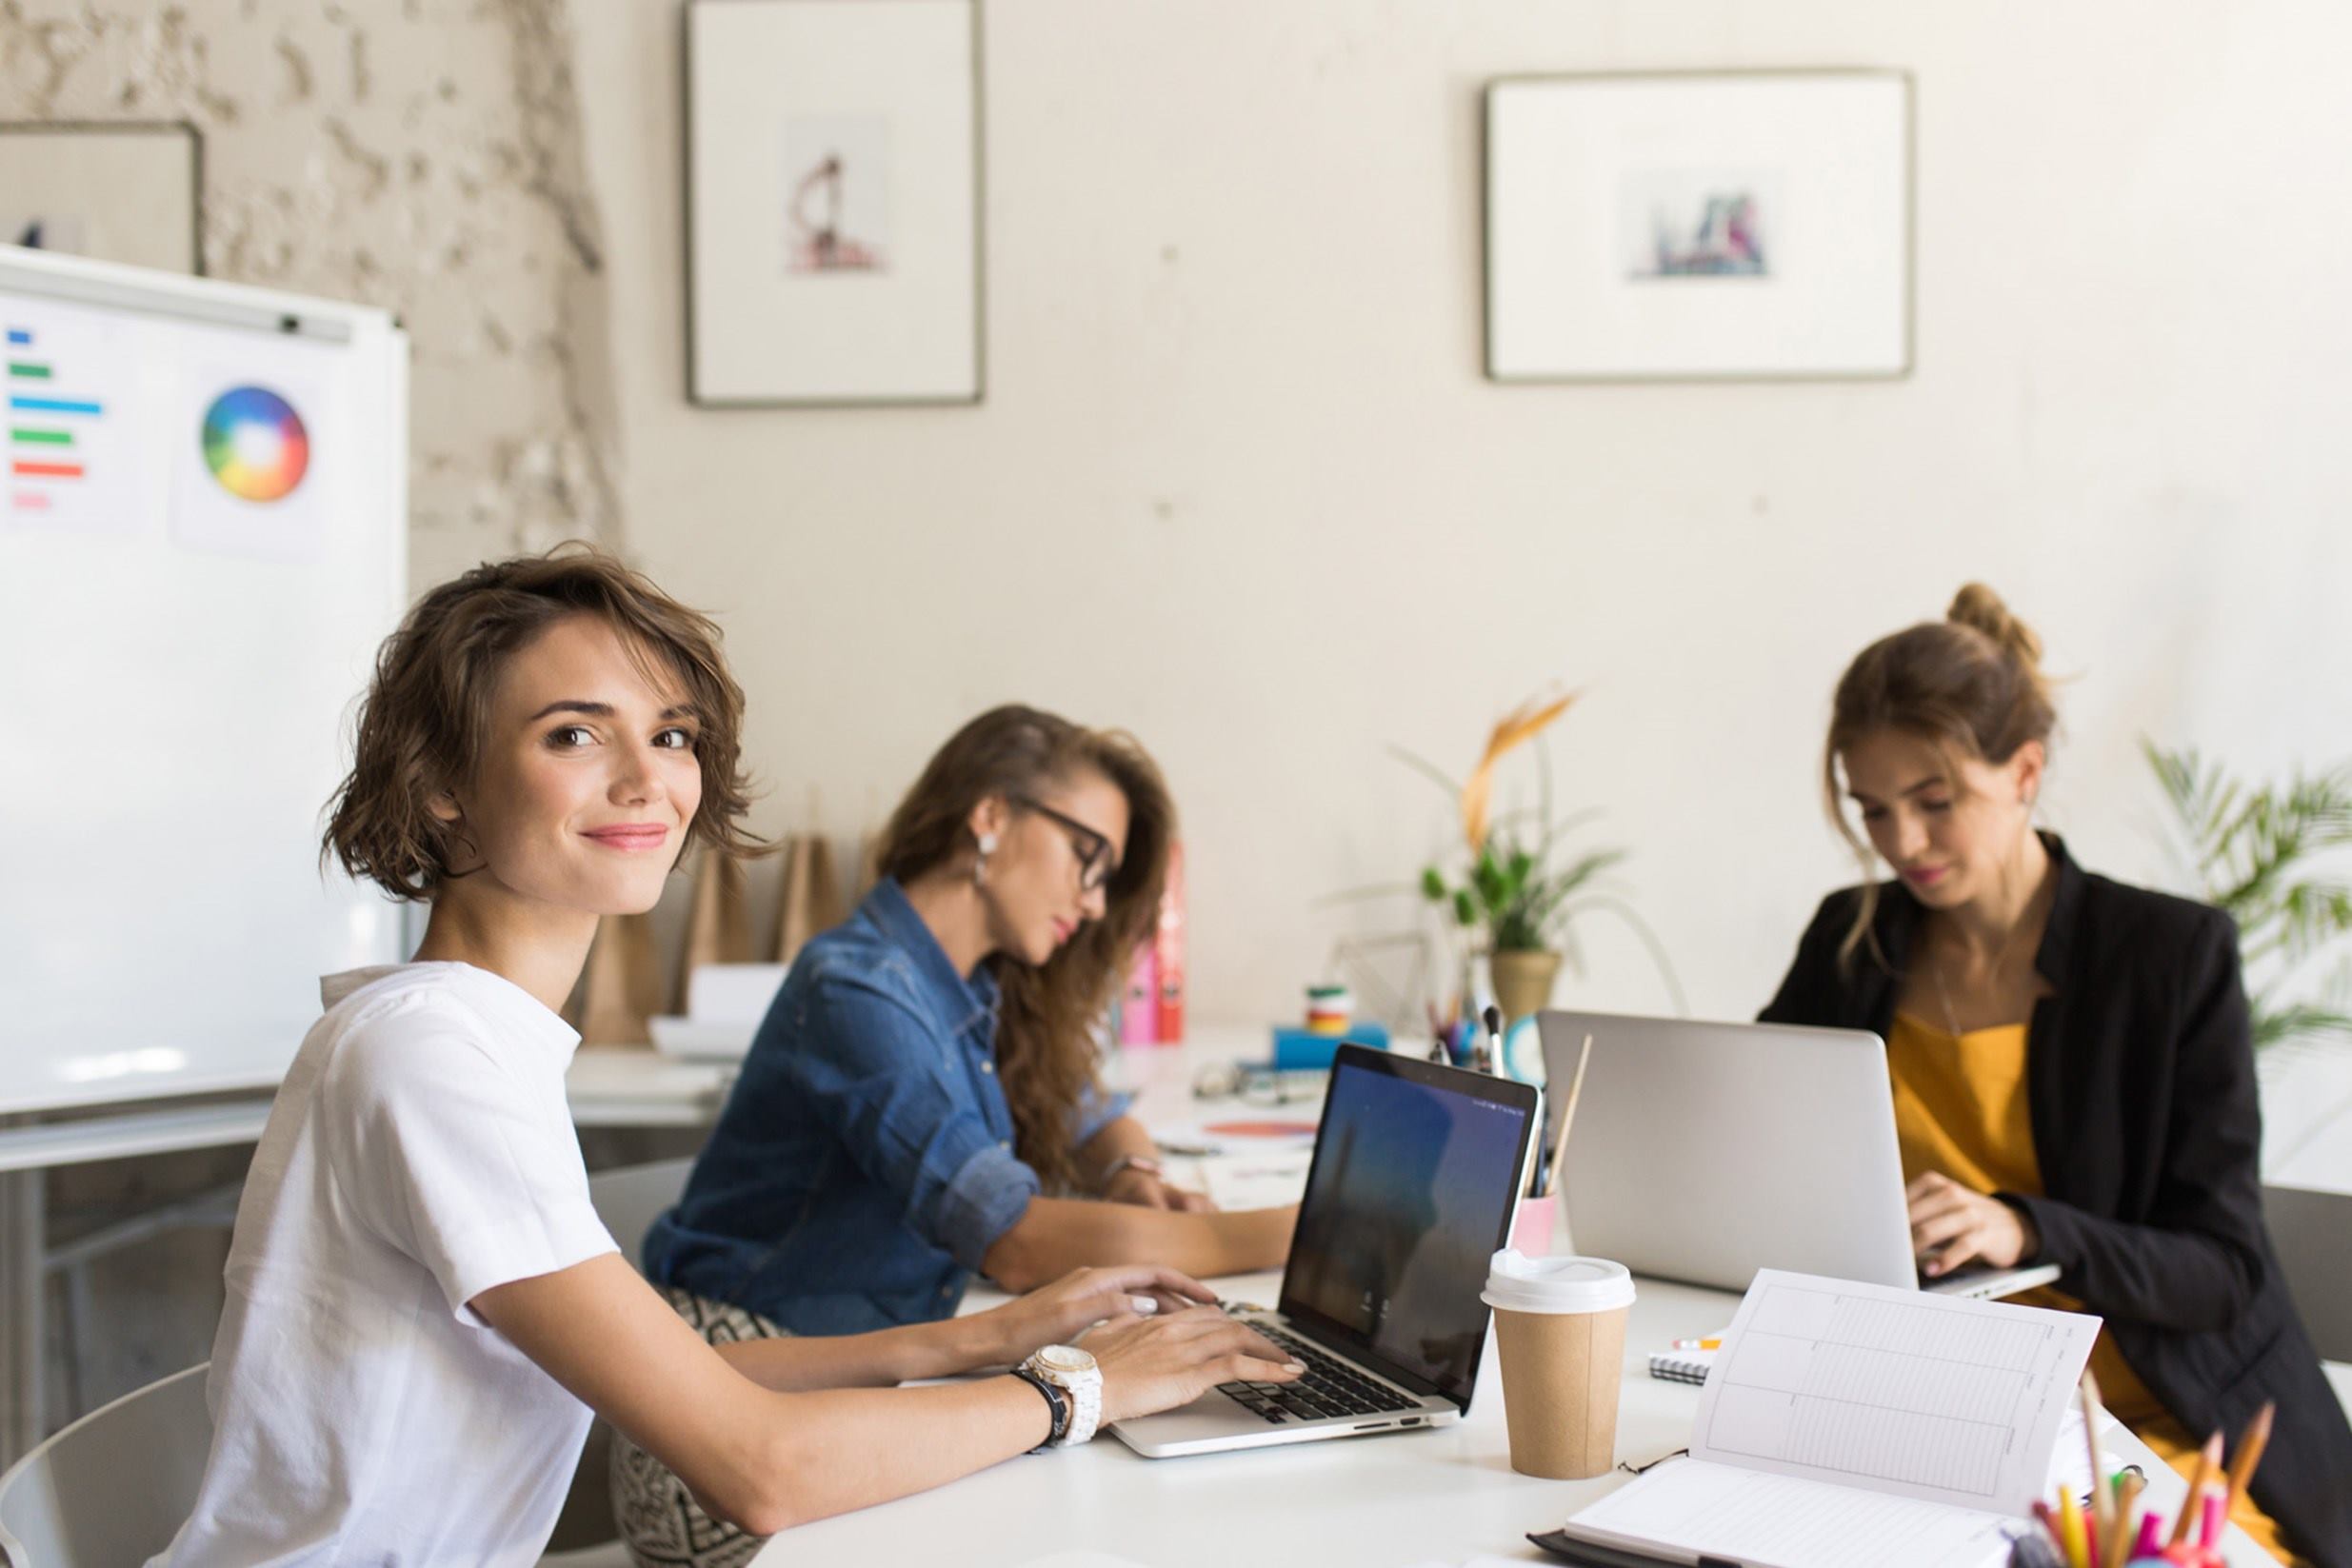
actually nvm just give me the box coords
[1947,582,2043,670]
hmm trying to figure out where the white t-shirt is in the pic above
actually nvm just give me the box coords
[154,963,619,1568]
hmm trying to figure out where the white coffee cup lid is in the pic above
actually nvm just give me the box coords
[1480,1250,1636,1314]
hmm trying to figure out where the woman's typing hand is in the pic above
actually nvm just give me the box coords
[1907,1171,2041,1277]
[971,1264,1214,1366]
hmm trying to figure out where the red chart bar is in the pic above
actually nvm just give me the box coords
[10,459,83,479]
[12,491,51,509]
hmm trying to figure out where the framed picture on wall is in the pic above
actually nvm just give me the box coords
[685,0,983,407]
[0,122,204,275]
[1484,69,1912,382]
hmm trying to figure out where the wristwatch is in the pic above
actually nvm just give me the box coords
[1019,1344,1103,1447]
[1098,1154,1163,1193]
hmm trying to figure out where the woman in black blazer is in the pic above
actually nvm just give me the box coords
[1762,585,2351,1567]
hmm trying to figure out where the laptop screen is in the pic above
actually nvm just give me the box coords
[1277,1046,1537,1407]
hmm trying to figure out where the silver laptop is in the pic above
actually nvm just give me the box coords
[1538,1010,2062,1302]
[1110,1043,1540,1458]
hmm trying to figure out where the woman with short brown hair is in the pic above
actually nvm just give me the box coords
[155,551,1298,1568]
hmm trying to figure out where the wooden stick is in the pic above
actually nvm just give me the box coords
[2167,1430,2224,1548]
[2102,1468,2143,1568]
[1542,1032,1593,1199]
[2079,1370,2115,1568]
[2224,1400,2276,1519]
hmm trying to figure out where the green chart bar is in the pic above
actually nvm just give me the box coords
[10,428,71,447]
[6,364,52,380]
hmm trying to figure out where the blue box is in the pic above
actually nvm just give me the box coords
[1270,1022,1390,1070]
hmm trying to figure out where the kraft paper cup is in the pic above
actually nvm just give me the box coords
[1481,1250,1635,1480]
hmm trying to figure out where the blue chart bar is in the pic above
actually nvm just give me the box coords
[4,329,29,347]
[9,395,101,417]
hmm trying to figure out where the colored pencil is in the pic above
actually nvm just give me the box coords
[2058,1488,2090,1568]
[2225,1399,2276,1519]
[2167,1431,2224,1548]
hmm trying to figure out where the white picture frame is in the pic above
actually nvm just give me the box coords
[686,0,983,407]
[1484,70,1913,383]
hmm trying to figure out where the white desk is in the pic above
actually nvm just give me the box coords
[758,1270,2277,1568]
[754,1025,2282,1568]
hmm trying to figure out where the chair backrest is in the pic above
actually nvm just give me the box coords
[0,1362,209,1568]
[2265,1182,2352,1363]
[586,1157,696,1275]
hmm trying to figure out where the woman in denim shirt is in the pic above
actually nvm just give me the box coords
[617,706,1296,1564]
[644,705,1294,1335]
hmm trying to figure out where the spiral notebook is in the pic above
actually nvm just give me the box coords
[1645,1347,1715,1386]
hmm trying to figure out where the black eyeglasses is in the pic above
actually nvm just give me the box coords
[1009,794,1119,893]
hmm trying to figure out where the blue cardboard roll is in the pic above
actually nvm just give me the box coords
[1270,1022,1390,1070]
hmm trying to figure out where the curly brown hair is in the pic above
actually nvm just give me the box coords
[324,545,760,901]
[1824,582,2057,967]
[876,705,1175,1194]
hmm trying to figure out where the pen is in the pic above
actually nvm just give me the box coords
[1671,1338,1722,1351]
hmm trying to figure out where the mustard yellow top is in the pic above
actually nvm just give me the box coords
[1884,1013,2295,1559]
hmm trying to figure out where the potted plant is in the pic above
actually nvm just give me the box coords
[2144,740,2352,1051]
[1406,693,1681,1023]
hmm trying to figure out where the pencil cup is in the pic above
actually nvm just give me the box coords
[1482,1251,1635,1480]
[1509,1194,1558,1257]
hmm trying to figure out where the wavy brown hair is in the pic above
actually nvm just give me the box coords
[1823,582,2057,968]
[876,705,1176,1193]
[325,544,760,900]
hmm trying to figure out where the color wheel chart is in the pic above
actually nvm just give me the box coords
[7,324,104,520]
[201,386,309,503]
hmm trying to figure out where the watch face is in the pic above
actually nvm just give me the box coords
[1036,1344,1098,1377]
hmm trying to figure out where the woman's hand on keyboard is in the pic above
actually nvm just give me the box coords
[975,1264,1215,1366]
[1090,1305,1306,1424]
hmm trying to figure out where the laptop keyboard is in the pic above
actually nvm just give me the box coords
[1215,1323,1422,1424]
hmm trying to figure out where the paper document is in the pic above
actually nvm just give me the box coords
[1551,1270,2100,1568]
[1692,1268,2100,1515]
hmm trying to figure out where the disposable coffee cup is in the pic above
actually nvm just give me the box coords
[1481,1250,1635,1480]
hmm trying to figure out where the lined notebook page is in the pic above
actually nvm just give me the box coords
[1564,1459,2014,1568]
[1691,1269,2100,1515]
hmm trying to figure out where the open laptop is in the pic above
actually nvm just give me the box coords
[1109,1043,1540,1458]
[1538,1010,2062,1302]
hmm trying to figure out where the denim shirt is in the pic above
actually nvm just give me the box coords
[642,877,1132,1334]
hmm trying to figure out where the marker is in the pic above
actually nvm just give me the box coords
[1671,1338,1723,1351]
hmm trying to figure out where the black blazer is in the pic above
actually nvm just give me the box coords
[1761,836,2352,1567]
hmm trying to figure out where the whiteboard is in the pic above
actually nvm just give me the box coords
[0,245,409,1115]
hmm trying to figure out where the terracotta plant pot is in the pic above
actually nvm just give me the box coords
[1490,948,1565,1023]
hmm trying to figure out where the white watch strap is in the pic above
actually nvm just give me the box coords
[1025,1347,1103,1446]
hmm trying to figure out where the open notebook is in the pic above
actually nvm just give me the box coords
[1539,1270,2102,1568]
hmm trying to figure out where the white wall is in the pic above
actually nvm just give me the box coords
[568,1,2352,1120]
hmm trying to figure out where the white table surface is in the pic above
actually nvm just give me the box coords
[749,1025,2281,1568]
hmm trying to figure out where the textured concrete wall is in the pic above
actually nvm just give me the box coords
[0,0,620,586]
[1,0,620,1433]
